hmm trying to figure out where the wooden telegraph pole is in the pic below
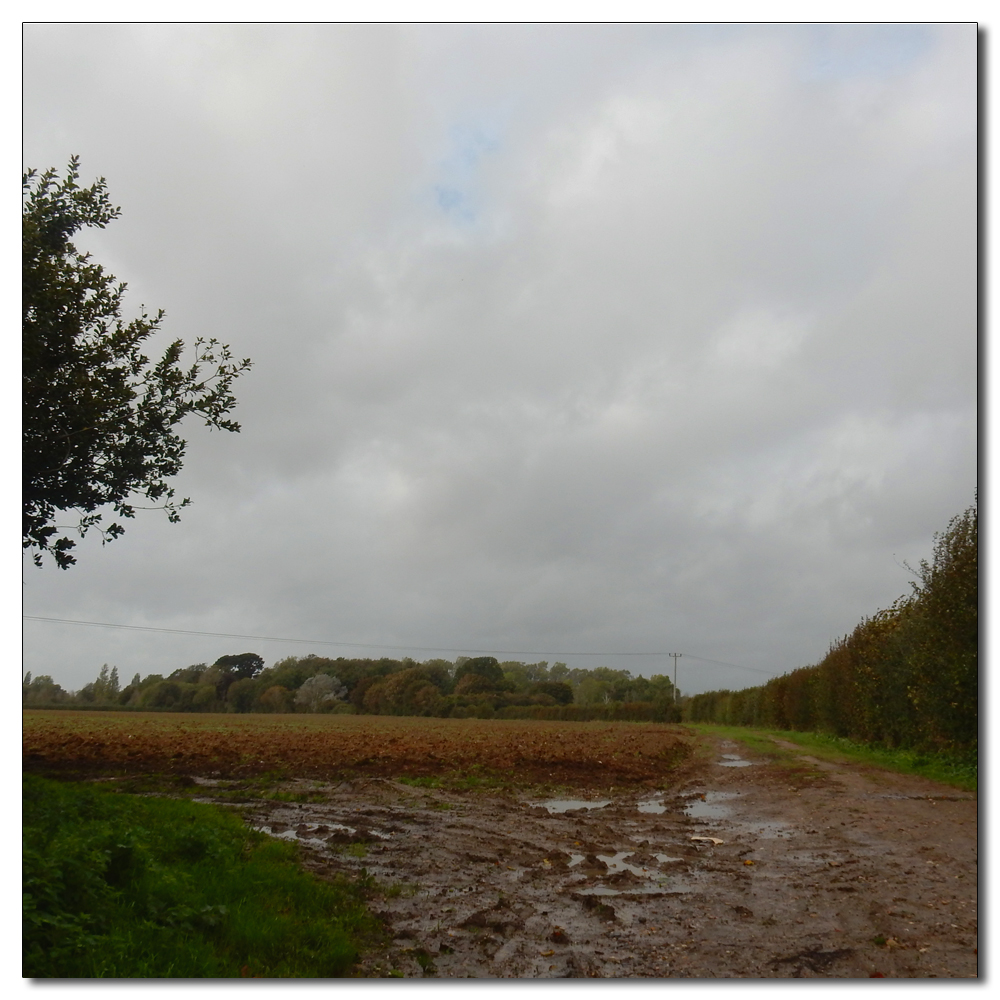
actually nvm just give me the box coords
[669,652,682,705]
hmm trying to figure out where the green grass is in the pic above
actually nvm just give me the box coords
[23,775,381,978]
[383,882,419,899]
[266,790,327,803]
[396,775,443,789]
[395,765,518,793]
[686,723,977,792]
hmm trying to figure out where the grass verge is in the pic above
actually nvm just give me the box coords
[23,774,380,977]
[686,723,977,792]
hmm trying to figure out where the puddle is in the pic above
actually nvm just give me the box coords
[684,791,738,820]
[577,876,696,896]
[537,799,612,814]
[598,851,656,877]
[253,820,393,846]
[638,799,667,814]
[718,757,753,767]
[566,850,693,896]
[254,824,334,849]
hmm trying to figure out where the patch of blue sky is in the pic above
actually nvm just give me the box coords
[798,24,935,82]
[429,119,503,227]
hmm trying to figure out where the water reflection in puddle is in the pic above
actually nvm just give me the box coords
[577,876,696,896]
[684,791,738,820]
[718,755,753,767]
[538,799,611,814]
[638,800,667,814]
[566,849,689,895]
[253,821,392,845]
[598,851,653,877]
[254,825,334,849]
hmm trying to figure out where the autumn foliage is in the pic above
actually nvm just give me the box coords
[686,496,978,755]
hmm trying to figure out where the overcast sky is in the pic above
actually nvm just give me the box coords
[22,23,977,696]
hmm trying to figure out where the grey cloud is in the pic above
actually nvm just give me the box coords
[22,24,976,694]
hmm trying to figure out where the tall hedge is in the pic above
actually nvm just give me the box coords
[685,495,978,755]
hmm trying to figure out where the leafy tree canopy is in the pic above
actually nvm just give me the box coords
[454,656,504,686]
[528,680,574,705]
[23,157,251,568]
[295,673,347,712]
[213,653,265,680]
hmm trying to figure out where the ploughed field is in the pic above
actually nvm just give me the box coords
[23,711,977,978]
[21,711,690,786]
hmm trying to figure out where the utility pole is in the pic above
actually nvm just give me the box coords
[669,652,682,704]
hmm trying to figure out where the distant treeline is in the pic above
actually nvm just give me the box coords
[23,654,680,723]
[686,495,978,756]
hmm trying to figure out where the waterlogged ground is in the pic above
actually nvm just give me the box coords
[23,712,977,978]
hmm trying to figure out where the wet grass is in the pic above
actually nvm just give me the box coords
[263,789,328,803]
[396,775,444,788]
[686,724,977,793]
[395,767,516,792]
[383,882,420,899]
[23,775,381,978]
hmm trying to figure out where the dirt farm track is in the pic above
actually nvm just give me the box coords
[23,711,978,978]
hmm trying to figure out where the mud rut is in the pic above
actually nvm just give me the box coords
[205,732,977,978]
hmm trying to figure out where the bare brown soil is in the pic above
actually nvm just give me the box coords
[21,711,689,786]
[23,711,977,978]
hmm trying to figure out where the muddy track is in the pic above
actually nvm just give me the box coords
[229,734,977,978]
[23,716,977,978]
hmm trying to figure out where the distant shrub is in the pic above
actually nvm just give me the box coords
[226,678,257,714]
[257,685,293,713]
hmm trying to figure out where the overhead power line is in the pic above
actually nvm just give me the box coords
[682,654,777,676]
[22,615,778,676]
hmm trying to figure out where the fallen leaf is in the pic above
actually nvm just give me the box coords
[691,835,724,845]
[540,950,555,957]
